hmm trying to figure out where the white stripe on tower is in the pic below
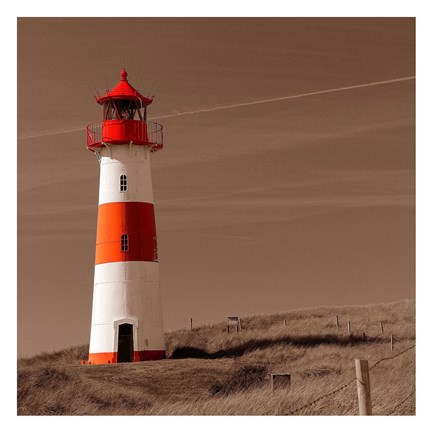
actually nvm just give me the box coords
[89,261,164,354]
[98,144,154,205]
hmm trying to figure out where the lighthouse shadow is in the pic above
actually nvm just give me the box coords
[169,334,383,359]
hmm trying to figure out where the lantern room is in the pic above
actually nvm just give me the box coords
[86,68,163,152]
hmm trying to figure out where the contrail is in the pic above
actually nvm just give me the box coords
[18,126,85,140]
[18,76,415,140]
[151,76,415,120]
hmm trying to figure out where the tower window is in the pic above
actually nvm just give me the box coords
[121,234,129,252]
[120,175,127,192]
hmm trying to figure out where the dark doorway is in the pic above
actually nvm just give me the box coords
[117,324,134,362]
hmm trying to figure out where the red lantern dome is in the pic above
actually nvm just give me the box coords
[95,67,154,106]
[86,68,163,152]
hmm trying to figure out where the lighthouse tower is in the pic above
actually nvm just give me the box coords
[86,68,165,364]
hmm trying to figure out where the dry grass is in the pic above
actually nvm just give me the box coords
[17,299,415,415]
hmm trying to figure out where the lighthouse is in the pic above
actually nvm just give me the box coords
[86,68,165,364]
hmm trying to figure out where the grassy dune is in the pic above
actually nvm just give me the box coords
[17,299,415,415]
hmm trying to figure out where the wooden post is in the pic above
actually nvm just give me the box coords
[284,319,287,326]
[336,315,339,332]
[348,320,351,336]
[390,334,394,351]
[227,324,230,334]
[362,332,366,341]
[380,321,384,334]
[238,318,242,331]
[190,318,193,330]
[355,359,372,415]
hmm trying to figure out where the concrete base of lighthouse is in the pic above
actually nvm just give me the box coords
[88,261,165,365]
[88,350,165,365]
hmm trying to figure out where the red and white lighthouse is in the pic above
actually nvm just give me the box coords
[86,68,165,364]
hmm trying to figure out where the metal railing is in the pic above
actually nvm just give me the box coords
[86,120,163,148]
[86,121,102,147]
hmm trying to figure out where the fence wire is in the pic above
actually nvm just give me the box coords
[386,387,415,416]
[285,377,357,415]
[369,343,415,370]
[371,344,416,416]
[285,342,415,415]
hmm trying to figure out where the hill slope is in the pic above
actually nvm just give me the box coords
[18,299,415,415]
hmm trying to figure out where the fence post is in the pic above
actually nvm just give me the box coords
[336,315,339,332]
[390,334,394,352]
[239,318,242,331]
[363,332,366,341]
[284,319,287,327]
[348,320,351,336]
[190,318,193,330]
[380,321,384,334]
[355,359,372,415]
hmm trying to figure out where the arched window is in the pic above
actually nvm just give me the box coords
[121,234,129,252]
[120,174,127,192]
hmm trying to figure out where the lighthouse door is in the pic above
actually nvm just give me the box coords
[118,324,134,362]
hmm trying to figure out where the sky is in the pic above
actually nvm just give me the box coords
[17,17,415,358]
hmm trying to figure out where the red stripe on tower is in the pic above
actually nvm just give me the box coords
[95,202,158,265]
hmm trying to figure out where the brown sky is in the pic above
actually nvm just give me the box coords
[17,18,415,358]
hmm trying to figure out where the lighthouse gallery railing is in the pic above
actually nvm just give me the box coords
[86,120,163,148]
